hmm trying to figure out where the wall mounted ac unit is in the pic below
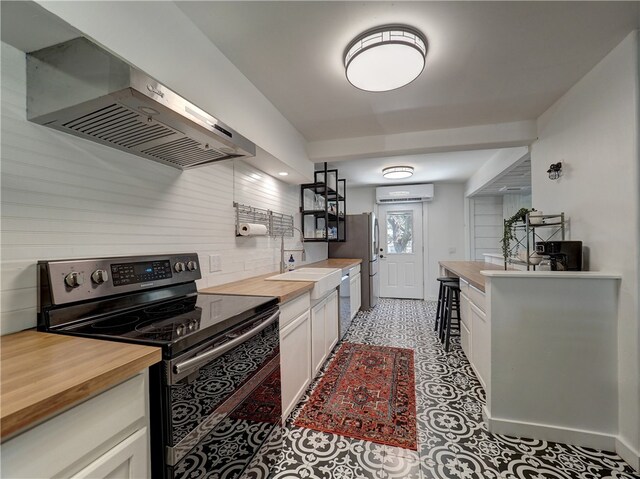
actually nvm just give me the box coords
[376,184,434,203]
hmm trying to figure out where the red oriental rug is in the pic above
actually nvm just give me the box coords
[293,342,417,450]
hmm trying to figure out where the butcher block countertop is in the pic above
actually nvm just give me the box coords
[439,261,512,292]
[1,330,161,440]
[200,258,362,303]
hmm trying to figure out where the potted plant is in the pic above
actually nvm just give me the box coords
[501,207,534,266]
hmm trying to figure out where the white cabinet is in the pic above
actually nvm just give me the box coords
[280,293,312,420]
[1,373,149,479]
[459,291,471,360]
[310,289,339,376]
[71,428,148,479]
[311,299,327,376]
[325,289,339,353]
[350,270,362,320]
[470,300,490,390]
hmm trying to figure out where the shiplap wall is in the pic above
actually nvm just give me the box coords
[0,42,326,335]
[470,196,503,260]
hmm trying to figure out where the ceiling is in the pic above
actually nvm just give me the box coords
[473,157,532,196]
[176,1,639,189]
[177,1,639,143]
[328,148,504,187]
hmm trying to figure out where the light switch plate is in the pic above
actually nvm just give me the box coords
[209,254,222,272]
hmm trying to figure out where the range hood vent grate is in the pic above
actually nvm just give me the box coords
[142,137,232,168]
[62,104,177,148]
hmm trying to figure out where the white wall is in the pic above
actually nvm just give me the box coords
[469,196,503,261]
[425,184,466,300]
[33,1,313,182]
[0,42,326,335]
[502,193,532,219]
[531,31,639,469]
[346,186,376,215]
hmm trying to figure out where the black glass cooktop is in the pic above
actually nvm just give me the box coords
[60,294,278,357]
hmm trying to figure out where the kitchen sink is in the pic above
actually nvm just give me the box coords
[266,267,341,300]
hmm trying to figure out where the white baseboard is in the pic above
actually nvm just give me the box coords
[616,436,640,473]
[483,407,616,451]
[483,408,640,472]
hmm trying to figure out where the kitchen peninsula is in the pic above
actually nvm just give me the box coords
[440,261,621,453]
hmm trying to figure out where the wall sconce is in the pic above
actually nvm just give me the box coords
[547,162,563,180]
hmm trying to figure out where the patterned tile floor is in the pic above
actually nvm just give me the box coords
[245,299,639,479]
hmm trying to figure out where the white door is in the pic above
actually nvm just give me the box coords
[379,203,424,299]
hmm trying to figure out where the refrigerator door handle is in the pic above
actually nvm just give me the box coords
[373,217,380,260]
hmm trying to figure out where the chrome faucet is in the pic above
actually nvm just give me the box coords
[280,226,306,273]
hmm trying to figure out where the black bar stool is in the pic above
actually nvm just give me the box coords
[442,282,461,352]
[435,277,459,334]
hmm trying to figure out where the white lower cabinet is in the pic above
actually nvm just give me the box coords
[1,373,149,479]
[350,271,362,319]
[324,289,339,354]
[280,305,312,420]
[459,291,472,360]
[470,301,490,389]
[71,428,148,479]
[311,298,327,376]
[310,289,339,376]
[279,289,338,420]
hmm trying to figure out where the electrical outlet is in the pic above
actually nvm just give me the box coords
[448,247,456,254]
[209,254,222,272]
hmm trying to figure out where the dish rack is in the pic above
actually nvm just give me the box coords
[233,202,294,237]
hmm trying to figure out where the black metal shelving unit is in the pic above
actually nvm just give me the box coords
[300,163,346,242]
[504,212,566,270]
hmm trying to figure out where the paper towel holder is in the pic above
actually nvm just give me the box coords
[234,202,294,238]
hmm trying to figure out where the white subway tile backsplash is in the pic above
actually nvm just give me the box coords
[0,42,326,335]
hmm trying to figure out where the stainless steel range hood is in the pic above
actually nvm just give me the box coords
[27,37,255,169]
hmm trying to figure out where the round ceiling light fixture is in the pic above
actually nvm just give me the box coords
[382,166,414,179]
[344,25,428,92]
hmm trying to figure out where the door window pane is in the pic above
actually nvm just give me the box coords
[386,212,413,254]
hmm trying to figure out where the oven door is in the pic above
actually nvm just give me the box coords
[161,308,282,479]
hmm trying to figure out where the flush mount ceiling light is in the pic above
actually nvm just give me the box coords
[278,171,289,176]
[344,25,428,92]
[382,166,414,179]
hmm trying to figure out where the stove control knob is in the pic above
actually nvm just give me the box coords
[64,272,84,288]
[186,261,198,272]
[91,269,109,284]
[176,324,185,336]
[174,262,186,273]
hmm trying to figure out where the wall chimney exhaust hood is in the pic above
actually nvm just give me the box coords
[27,37,255,169]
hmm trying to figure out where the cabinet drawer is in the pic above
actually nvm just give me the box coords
[349,264,361,276]
[280,293,310,328]
[459,278,470,296]
[468,284,486,312]
[70,427,148,479]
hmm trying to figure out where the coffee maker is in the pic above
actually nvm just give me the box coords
[535,241,583,271]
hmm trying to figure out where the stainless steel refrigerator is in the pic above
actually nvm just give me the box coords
[329,212,379,310]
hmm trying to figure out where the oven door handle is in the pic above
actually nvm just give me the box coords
[173,310,280,376]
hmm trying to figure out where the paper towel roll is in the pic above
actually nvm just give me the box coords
[238,223,268,236]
